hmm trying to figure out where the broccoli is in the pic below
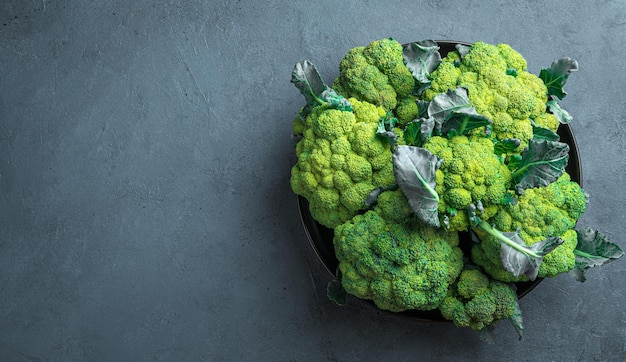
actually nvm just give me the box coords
[471,173,588,282]
[422,135,511,231]
[290,98,397,228]
[334,210,464,312]
[439,269,518,331]
[422,41,550,151]
[332,38,417,123]
[372,189,413,225]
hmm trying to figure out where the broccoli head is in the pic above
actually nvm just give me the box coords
[290,98,397,228]
[422,135,511,231]
[334,210,464,312]
[422,42,550,151]
[332,38,416,118]
[438,269,518,331]
[471,173,588,282]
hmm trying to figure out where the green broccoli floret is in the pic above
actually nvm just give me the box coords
[334,210,464,312]
[471,173,588,282]
[290,98,396,228]
[422,42,550,151]
[422,135,511,231]
[394,96,419,127]
[438,269,517,331]
[373,189,413,225]
[332,38,416,115]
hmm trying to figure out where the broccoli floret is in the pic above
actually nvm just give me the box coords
[332,38,416,115]
[422,42,550,151]
[422,135,511,230]
[438,269,517,331]
[334,210,464,312]
[394,96,419,127]
[471,173,588,281]
[290,98,396,228]
[373,189,413,225]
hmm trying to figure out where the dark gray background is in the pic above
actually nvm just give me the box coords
[1,0,625,360]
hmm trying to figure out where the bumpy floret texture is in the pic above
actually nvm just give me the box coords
[438,269,517,331]
[334,210,464,312]
[422,42,550,150]
[422,135,511,231]
[373,189,414,225]
[332,38,416,118]
[290,98,397,228]
[471,173,588,282]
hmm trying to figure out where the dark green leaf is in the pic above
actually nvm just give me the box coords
[500,233,563,280]
[441,112,492,137]
[532,125,560,141]
[570,228,624,282]
[428,88,491,136]
[403,40,442,86]
[416,100,430,118]
[546,97,573,124]
[392,145,441,228]
[494,138,521,154]
[477,221,562,281]
[291,60,328,118]
[511,139,570,194]
[502,192,518,206]
[376,112,399,145]
[365,185,398,207]
[403,118,434,147]
[327,268,348,306]
[455,44,471,59]
[506,68,518,77]
[539,57,579,100]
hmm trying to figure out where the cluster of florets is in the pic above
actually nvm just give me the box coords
[289,38,607,337]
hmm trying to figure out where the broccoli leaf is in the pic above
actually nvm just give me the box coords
[403,40,442,93]
[511,138,570,194]
[416,99,430,118]
[506,68,519,77]
[428,87,491,136]
[291,60,328,118]
[570,228,624,282]
[546,97,573,124]
[477,221,563,280]
[376,111,399,145]
[392,145,441,228]
[539,57,579,100]
[365,184,398,208]
[403,118,434,147]
[441,112,492,137]
[508,292,524,340]
[321,88,353,112]
[327,268,348,306]
[291,60,352,118]
[532,125,560,141]
[494,138,521,155]
[455,43,471,59]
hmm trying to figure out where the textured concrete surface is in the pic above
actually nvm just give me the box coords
[1,0,625,360]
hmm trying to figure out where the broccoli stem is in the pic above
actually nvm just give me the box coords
[477,220,540,258]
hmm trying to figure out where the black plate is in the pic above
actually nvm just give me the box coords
[297,40,583,321]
